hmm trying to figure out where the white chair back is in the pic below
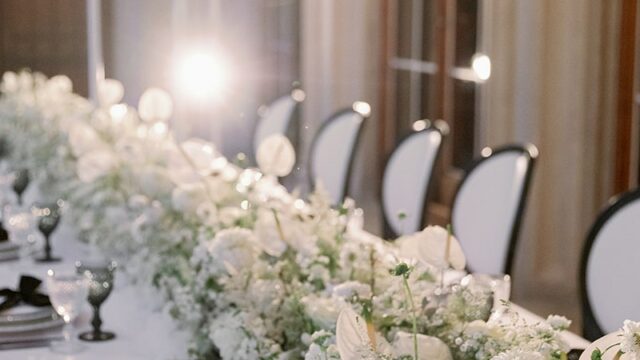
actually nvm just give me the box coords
[253,92,301,157]
[382,125,444,236]
[451,145,537,275]
[309,107,367,205]
[582,190,640,336]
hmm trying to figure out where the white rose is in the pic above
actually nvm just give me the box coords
[171,183,207,215]
[393,331,452,360]
[69,122,107,157]
[207,228,260,276]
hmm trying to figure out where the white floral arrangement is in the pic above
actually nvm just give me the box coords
[0,70,574,360]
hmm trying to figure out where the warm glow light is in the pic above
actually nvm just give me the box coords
[175,49,231,102]
[291,89,306,102]
[481,147,493,157]
[352,101,371,117]
[412,119,428,132]
[471,53,491,81]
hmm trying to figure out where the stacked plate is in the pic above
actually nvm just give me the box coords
[0,304,64,345]
[0,241,19,262]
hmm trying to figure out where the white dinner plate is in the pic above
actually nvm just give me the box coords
[579,331,630,360]
[0,241,18,252]
[0,305,55,324]
[0,249,18,261]
[0,313,63,334]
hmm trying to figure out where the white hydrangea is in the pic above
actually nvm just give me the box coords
[546,315,571,331]
[621,320,640,359]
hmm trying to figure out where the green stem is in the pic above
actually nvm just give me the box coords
[402,276,418,360]
[271,208,287,244]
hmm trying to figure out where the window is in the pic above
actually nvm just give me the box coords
[381,0,483,223]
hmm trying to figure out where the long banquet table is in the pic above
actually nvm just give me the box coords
[0,222,590,359]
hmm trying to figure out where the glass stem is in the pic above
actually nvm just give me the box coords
[62,320,72,343]
[92,304,102,334]
[44,234,51,259]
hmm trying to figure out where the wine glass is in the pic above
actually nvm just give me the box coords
[11,169,29,206]
[33,200,63,262]
[463,273,511,320]
[75,259,117,341]
[46,269,90,354]
[3,203,37,265]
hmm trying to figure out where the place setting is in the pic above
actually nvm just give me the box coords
[0,259,118,353]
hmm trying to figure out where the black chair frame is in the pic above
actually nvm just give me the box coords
[450,144,538,275]
[579,188,640,341]
[380,120,448,239]
[307,105,369,205]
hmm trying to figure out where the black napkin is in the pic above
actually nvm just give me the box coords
[0,276,51,312]
[0,223,8,242]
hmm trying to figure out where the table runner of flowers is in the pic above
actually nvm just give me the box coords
[0,71,580,360]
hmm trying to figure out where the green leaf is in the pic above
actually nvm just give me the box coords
[591,348,602,360]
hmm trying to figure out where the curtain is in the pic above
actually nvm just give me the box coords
[479,0,621,326]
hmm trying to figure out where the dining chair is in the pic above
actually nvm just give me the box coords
[253,87,305,160]
[580,188,640,341]
[451,144,538,275]
[308,102,370,205]
[381,120,448,238]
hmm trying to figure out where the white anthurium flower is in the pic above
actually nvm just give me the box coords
[336,307,375,360]
[397,225,466,270]
[256,134,295,177]
[68,122,107,157]
[168,138,220,185]
[138,87,173,123]
[393,331,453,360]
[76,149,117,183]
[97,78,124,108]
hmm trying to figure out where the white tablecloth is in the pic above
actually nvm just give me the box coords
[0,224,189,360]
[0,224,589,359]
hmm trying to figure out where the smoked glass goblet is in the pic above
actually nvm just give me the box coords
[75,260,117,341]
[33,200,63,262]
[11,169,29,206]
